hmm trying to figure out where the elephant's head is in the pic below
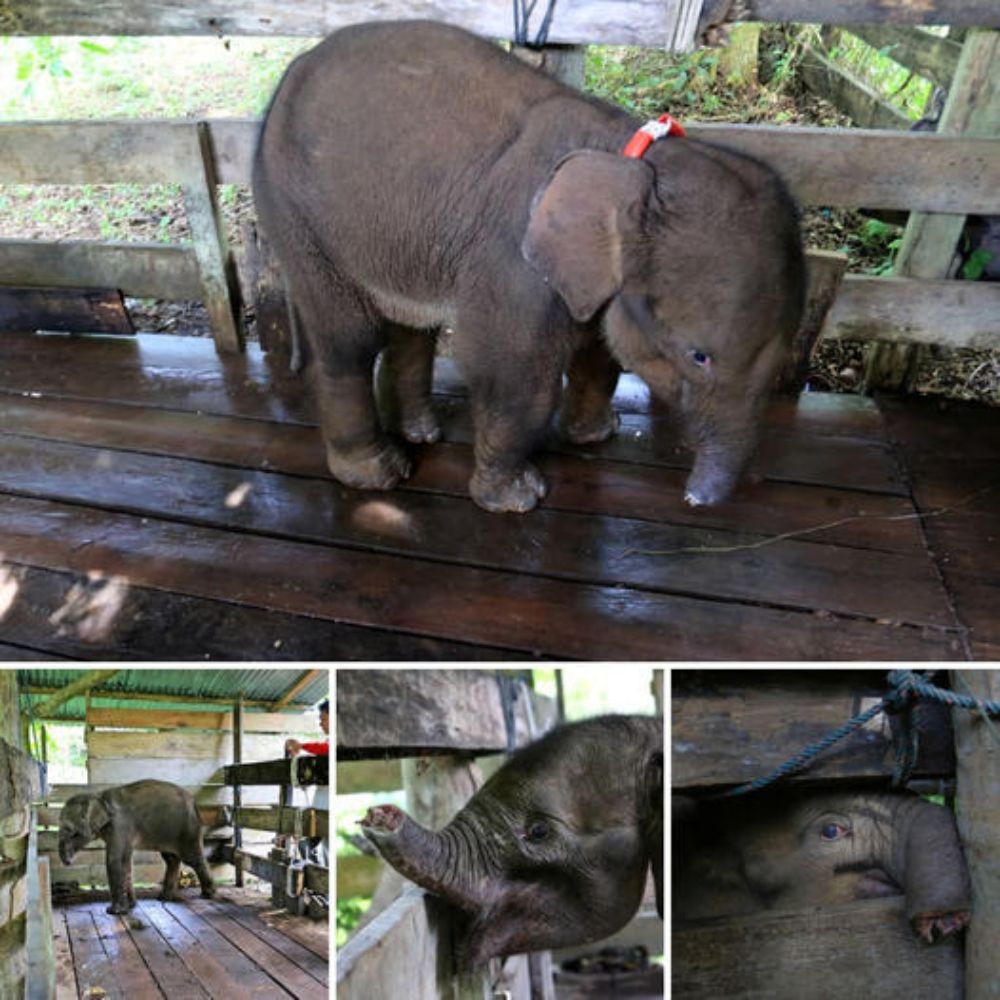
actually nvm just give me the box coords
[361,715,663,967]
[523,140,805,506]
[675,790,971,943]
[58,793,110,865]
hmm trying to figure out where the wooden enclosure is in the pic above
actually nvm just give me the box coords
[1,3,998,661]
[14,667,330,999]
[672,669,998,999]
[337,669,665,999]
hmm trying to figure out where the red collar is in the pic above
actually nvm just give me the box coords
[622,113,686,158]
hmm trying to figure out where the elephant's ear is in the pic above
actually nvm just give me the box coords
[522,151,654,323]
[86,795,111,836]
[642,748,664,918]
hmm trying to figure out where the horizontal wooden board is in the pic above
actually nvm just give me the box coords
[0,240,201,300]
[0,0,681,46]
[5,118,1000,216]
[337,670,541,754]
[751,0,999,27]
[86,758,226,787]
[672,670,955,789]
[85,707,319,735]
[841,25,961,87]
[2,561,520,661]
[673,897,963,1000]
[0,393,931,558]
[0,428,956,625]
[825,275,1000,350]
[0,494,961,660]
[85,729,286,761]
[0,287,133,335]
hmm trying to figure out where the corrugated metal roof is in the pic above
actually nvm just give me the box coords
[16,667,328,721]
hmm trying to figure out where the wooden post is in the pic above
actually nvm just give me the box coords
[233,696,244,889]
[181,122,243,354]
[951,669,1000,999]
[864,29,1000,391]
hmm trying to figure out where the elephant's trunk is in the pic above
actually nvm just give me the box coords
[892,798,972,943]
[58,840,73,865]
[360,804,493,912]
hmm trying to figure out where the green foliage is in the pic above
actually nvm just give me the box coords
[961,248,995,282]
[337,896,371,947]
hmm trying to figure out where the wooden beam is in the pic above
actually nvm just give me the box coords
[823,273,1000,349]
[748,0,1000,28]
[24,825,55,1000]
[3,119,1000,216]
[224,756,328,787]
[952,669,1000,999]
[0,1,683,47]
[32,669,120,718]
[270,669,324,711]
[22,685,278,711]
[0,240,202,300]
[672,670,954,789]
[673,897,963,998]
[799,46,912,130]
[234,806,327,838]
[232,849,328,895]
[0,287,133,336]
[842,25,962,87]
[84,706,313,733]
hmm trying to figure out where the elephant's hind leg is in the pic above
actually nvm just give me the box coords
[183,849,216,899]
[376,323,441,444]
[159,852,183,901]
[560,333,621,444]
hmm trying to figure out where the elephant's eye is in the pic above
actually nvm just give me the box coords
[690,349,711,367]
[524,820,550,842]
[820,822,851,841]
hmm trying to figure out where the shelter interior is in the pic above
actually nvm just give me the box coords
[5,667,329,1000]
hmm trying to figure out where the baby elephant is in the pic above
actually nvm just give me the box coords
[673,789,971,943]
[360,715,663,968]
[58,779,215,914]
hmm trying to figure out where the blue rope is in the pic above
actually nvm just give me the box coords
[513,0,558,48]
[718,670,999,798]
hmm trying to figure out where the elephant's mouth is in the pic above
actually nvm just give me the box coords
[854,868,902,900]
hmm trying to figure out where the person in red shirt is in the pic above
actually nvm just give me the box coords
[286,699,329,757]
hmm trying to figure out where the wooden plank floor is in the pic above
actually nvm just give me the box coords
[55,889,328,1000]
[0,330,991,660]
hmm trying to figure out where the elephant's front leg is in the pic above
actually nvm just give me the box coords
[466,367,561,513]
[184,853,216,899]
[105,845,134,914]
[159,852,182,901]
[301,289,412,490]
[560,332,621,444]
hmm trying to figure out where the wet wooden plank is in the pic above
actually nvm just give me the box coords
[174,901,326,1000]
[0,561,519,661]
[198,899,328,983]
[52,909,78,1000]
[0,433,954,625]
[0,494,961,660]
[65,907,126,1000]
[89,906,164,1000]
[0,393,924,555]
[0,287,133,335]
[0,330,905,495]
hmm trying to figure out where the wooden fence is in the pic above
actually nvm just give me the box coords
[1,0,999,366]
[672,669,997,998]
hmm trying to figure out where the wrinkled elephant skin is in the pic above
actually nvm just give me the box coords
[253,20,805,513]
[360,715,663,967]
[674,789,971,943]
[58,779,215,915]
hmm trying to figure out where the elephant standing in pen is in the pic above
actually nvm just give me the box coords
[253,19,805,513]
[673,789,971,943]
[360,714,663,968]
[58,779,216,914]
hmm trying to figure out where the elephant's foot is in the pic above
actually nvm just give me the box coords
[397,408,441,445]
[325,439,412,490]
[200,887,217,899]
[560,405,619,445]
[913,909,971,943]
[158,891,184,902]
[107,901,133,915]
[470,463,547,513]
